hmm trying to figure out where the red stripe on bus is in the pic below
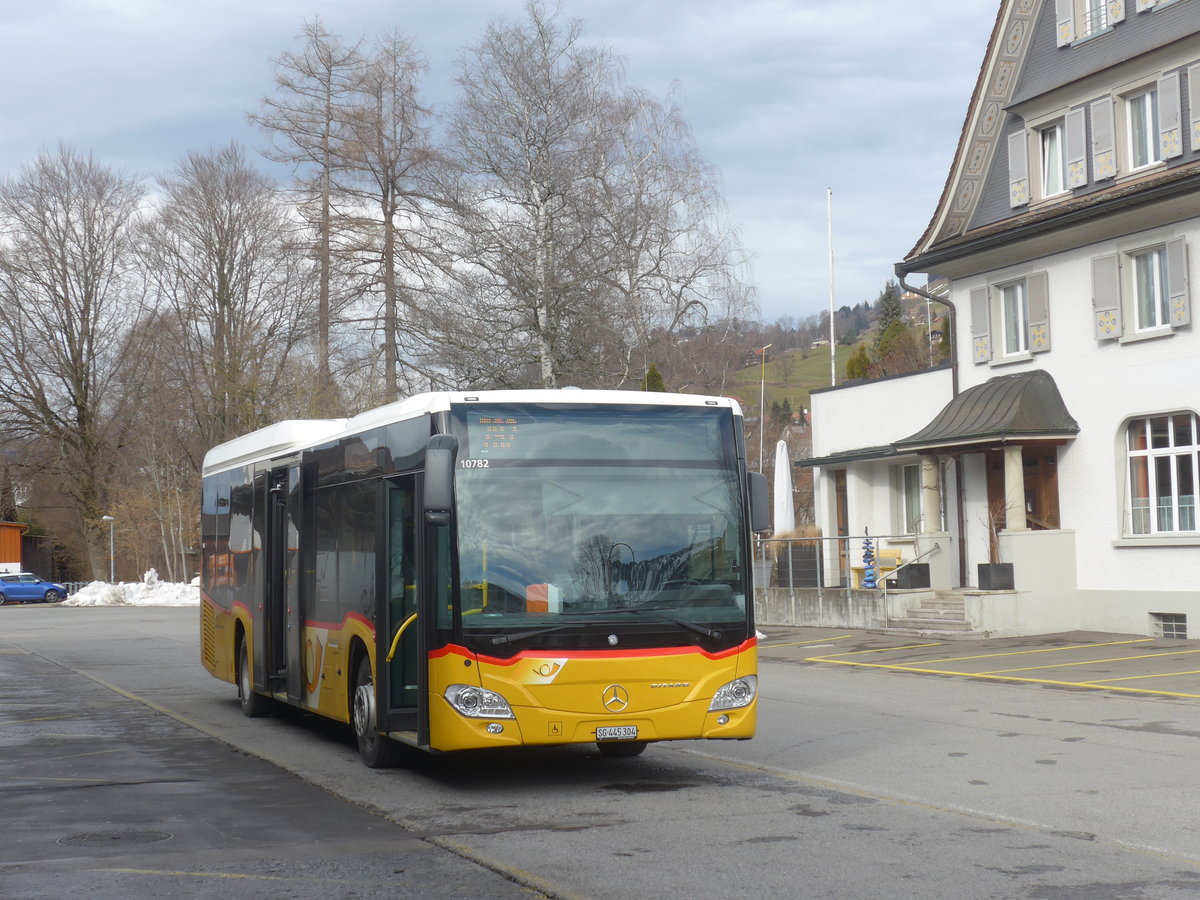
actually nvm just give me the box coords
[301,611,375,634]
[429,637,756,666]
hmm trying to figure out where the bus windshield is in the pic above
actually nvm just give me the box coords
[448,404,750,652]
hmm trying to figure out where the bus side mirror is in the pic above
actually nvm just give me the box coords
[424,434,459,526]
[747,471,770,534]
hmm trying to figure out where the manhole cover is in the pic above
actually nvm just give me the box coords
[58,830,174,848]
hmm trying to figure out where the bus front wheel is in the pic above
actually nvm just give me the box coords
[352,657,402,768]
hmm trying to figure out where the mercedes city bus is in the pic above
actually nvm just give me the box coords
[200,389,768,766]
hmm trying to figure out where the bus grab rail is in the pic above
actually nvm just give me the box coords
[386,612,419,663]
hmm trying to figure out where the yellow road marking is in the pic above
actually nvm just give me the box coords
[814,657,1200,699]
[102,869,291,882]
[875,638,1155,666]
[980,648,1200,675]
[807,642,943,659]
[1080,669,1200,685]
[768,634,854,648]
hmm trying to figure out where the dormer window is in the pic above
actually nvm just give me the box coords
[1040,122,1067,197]
[1082,0,1109,35]
[1127,87,1160,168]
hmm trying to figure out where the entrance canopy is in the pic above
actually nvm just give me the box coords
[894,370,1078,454]
[796,370,1078,469]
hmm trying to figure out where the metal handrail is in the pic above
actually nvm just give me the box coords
[879,542,941,629]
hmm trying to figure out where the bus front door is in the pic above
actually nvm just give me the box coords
[380,476,422,740]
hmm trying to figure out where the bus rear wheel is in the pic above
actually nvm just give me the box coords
[352,657,402,768]
[237,637,272,718]
[597,740,647,758]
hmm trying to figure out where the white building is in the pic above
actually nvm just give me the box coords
[804,0,1200,637]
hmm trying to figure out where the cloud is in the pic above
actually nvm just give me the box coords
[1,0,1000,322]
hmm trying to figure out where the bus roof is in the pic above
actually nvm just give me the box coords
[202,389,742,476]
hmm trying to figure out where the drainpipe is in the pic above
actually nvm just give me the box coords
[894,267,957,397]
[895,266,967,587]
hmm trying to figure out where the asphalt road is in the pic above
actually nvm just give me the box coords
[5,607,1200,899]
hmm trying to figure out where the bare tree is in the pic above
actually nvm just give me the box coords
[595,86,754,384]
[445,2,623,388]
[442,2,753,389]
[333,30,442,401]
[0,146,146,578]
[139,143,318,449]
[250,19,365,409]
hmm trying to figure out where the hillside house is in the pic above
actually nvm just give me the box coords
[804,0,1200,637]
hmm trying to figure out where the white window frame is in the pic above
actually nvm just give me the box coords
[1040,121,1068,198]
[1127,87,1160,170]
[893,463,922,535]
[1125,413,1199,536]
[999,280,1030,357]
[1082,0,1109,34]
[1130,245,1170,332]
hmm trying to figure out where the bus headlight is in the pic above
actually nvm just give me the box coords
[444,684,515,719]
[708,675,757,711]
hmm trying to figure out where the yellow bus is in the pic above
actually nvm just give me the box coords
[200,390,768,766]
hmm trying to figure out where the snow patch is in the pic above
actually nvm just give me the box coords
[63,569,199,607]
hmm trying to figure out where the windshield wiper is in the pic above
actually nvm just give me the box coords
[487,624,575,646]
[598,607,723,641]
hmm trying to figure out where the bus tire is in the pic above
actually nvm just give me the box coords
[237,636,272,718]
[597,740,647,758]
[352,657,402,768]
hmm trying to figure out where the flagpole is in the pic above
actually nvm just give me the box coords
[827,188,836,386]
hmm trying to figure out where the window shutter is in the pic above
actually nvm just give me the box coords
[1091,254,1123,340]
[1027,272,1051,353]
[1008,130,1029,207]
[1091,97,1116,179]
[1065,108,1087,188]
[1055,0,1075,45]
[1190,65,1200,154]
[1166,237,1190,327]
[1159,72,1183,159]
[970,287,992,363]
[1108,0,1126,24]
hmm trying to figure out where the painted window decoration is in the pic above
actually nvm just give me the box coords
[1056,0,1124,46]
[1127,413,1199,535]
[1091,238,1191,340]
[970,272,1050,364]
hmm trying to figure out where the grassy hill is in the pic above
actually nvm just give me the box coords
[727,344,849,416]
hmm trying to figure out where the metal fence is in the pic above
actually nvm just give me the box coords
[753,534,932,629]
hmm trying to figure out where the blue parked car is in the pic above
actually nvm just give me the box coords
[0,573,68,604]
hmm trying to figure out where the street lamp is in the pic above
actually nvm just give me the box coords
[758,344,772,472]
[101,515,115,583]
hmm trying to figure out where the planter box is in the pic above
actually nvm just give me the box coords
[886,563,930,590]
[773,544,823,588]
[977,563,1014,591]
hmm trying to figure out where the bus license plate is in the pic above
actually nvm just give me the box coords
[596,726,639,741]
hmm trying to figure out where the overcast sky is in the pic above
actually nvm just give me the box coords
[2,0,1000,323]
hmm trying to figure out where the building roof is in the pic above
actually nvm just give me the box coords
[796,370,1078,468]
[895,370,1079,452]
